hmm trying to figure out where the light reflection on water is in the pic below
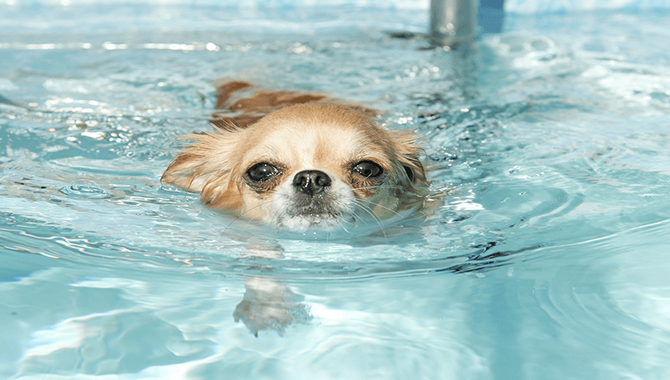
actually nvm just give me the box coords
[1,4,670,379]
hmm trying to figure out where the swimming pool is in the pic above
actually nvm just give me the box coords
[1,2,670,379]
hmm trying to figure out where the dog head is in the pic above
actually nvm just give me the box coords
[162,103,426,230]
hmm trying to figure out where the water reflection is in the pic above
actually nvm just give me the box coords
[234,277,312,337]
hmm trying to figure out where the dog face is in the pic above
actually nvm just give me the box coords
[162,103,426,230]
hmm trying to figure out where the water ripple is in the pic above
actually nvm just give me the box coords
[59,180,111,199]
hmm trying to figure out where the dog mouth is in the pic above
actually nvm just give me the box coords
[287,200,342,223]
[289,195,336,214]
[273,194,354,229]
[274,212,345,230]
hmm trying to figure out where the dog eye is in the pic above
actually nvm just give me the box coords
[352,161,383,178]
[246,162,278,182]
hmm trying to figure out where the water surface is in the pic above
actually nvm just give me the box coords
[1,4,670,379]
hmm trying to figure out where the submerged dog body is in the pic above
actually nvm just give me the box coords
[162,86,426,230]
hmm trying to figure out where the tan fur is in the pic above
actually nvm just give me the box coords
[162,81,427,229]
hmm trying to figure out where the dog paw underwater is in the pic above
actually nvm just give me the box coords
[161,81,430,232]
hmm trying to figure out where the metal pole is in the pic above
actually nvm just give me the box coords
[429,0,478,47]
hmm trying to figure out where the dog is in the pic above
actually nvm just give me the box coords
[161,81,428,231]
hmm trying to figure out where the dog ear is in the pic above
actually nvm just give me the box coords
[161,132,230,193]
[161,131,244,209]
[390,130,426,184]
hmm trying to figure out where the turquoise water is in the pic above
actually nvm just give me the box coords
[2,4,670,379]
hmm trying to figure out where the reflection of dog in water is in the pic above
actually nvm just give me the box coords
[162,81,428,335]
[162,80,427,231]
[233,276,312,337]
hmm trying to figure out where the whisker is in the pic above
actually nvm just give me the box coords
[350,199,388,243]
[350,184,409,192]
[221,199,273,233]
[355,197,405,219]
[339,221,354,234]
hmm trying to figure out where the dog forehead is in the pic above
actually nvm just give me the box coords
[242,103,392,169]
[266,121,362,165]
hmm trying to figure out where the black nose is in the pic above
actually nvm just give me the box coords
[292,170,332,195]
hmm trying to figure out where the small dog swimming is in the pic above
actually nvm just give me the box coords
[162,81,428,230]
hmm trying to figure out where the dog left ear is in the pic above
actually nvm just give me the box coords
[390,130,426,184]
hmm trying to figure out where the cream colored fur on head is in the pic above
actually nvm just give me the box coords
[162,103,426,230]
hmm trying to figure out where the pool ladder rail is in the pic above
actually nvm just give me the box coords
[429,0,479,47]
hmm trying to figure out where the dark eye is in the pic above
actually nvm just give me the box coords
[352,160,383,178]
[246,162,278,182]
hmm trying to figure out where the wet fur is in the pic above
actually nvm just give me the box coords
[162,81,427,229]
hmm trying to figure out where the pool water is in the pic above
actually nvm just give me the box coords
[2,3,670,379]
